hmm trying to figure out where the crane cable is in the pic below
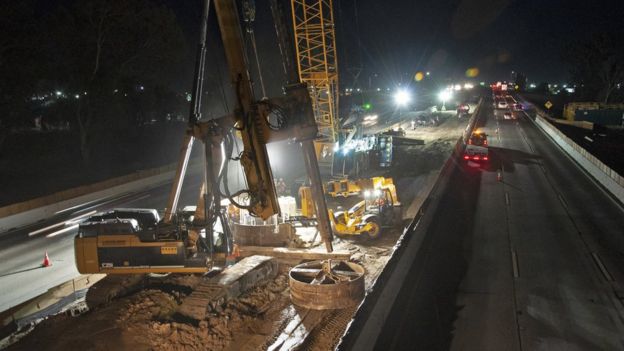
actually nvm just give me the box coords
[242,0,267,98]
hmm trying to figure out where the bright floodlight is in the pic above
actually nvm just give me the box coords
[438,90,452,102]
[394,89,411,106]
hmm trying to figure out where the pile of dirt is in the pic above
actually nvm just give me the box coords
[392,138,454,177]
[8,274,292,351]
[121,273,292,351]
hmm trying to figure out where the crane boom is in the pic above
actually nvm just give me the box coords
[291,0,340,175]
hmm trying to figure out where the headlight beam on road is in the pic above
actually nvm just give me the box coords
[46,224,79,238]
[29,210,96,236]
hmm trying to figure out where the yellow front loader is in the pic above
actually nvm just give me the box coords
[298,177,401,238]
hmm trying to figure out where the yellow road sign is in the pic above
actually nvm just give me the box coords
[544,101,553,109]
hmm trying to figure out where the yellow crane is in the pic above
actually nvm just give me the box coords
[290,0,340,175]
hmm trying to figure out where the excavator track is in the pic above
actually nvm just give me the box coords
[300,306,358,350]
[177,255,279,321]
[85,274,147,309]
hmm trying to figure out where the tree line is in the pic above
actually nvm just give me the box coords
[0,0,189,164]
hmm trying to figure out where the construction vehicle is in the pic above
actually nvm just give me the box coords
[301,177,401,238]
[457,103,470,118]
[327,178,401,239]
[325,176,395,198]
[75,0,334,274]
[463,130,489,162]
[325,178,362,198]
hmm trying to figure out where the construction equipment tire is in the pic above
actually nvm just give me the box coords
[364,217,382,240]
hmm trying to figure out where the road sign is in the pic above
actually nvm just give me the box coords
[545,101,553,109]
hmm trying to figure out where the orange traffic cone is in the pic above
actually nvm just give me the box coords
[225,244,240,267]
[42,251,52,267]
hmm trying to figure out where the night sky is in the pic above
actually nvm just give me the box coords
[160,0,623,91]
[335,0,624,84]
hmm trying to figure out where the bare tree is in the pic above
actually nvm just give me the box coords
[46,0,184,165]
[0,1,42,153]
[567,33,624,103]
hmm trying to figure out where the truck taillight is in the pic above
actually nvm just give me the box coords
[463,155,469,160]
[473,156,480,160]
[483,156,489,161]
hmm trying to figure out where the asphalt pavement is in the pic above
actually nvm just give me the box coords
[374,99,624,350]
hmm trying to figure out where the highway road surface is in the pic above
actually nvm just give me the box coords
[0,172,204,313]
[375,98,624,350]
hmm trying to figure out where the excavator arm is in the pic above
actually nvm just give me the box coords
[167,0,333,248]
[75,0,334,275]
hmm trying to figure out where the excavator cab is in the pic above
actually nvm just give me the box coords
[74,208,226,274]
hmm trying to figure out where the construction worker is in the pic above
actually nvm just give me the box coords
[276,178,287,196]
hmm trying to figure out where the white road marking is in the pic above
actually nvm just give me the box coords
[119,194,151,205]
[557,194,568,209]
[53,194,122,215]
[511,250,519,278]
[591,252,614,282]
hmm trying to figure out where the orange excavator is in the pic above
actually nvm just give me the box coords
[74,0,334,274]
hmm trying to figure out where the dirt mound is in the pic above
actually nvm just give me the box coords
[9,274,291,351]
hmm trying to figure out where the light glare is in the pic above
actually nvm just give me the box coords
[393,89,411,106]
[438,90,452,102]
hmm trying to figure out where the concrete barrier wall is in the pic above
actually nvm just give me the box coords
[550,118,594,130]
[462,98,484,143]
[338,99,483,350]
[532,110,624,204]
[0,166,176,233]
[0,164,176,217]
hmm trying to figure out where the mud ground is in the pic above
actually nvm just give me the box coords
[6,233,400,351]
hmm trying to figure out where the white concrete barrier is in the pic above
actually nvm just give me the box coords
[0,161,204,234]
[0,170,175,233]
[532,110,624,204]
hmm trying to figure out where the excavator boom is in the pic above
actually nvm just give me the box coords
[75,0,334,275]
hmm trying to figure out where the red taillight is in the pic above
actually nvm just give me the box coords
[473,156,480,160]
[463,155,469,160]
[483,156,489,161]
